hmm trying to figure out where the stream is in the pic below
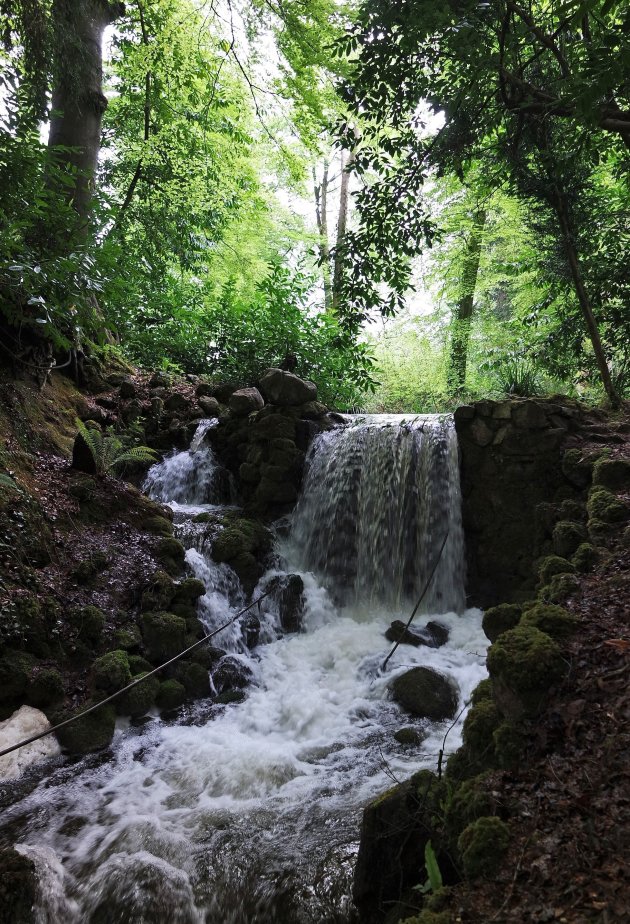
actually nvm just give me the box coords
[2,414,488,923]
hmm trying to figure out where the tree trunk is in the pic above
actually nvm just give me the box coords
[447,209,487,394]
[47,0,125,233]
[332,149,355,310]
[313,161,332,309]
[551,186,619,407]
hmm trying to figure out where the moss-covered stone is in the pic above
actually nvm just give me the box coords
[470,678,493,705]
[571,542,599,573]
[70,552,109,585]
[0,652,31,705]
[155,537,186,577]
[92,650,132,694]
[561,448,597,488]
[558,499,586,522]
[487,624,565,719]
[54,701,116,754]
[493,721,527,770]
[116,672,160,716]
[69,605,105,644]
[592,458,630,491]
[27,668,64,708]
[538,571,580,603]
[141,571,177,611]
[521,603,579,639]
[173,577,206,605]
[390,667,459,721]
[552,519,587,558]
[141,611,187,663]
[587,486,628,524]
[143,515,174,537]
[128,654,152,674]
[114,623,142,651]
[482,603,522,643]
[0,848,37,924]
[457,816,510,879]
[444,774,494,841]
[588,518,615,545]
[460,700,501,772]
[537,555,575,586]
[394,726,426,746]
[173,660,211,698]
[156,678,187,710]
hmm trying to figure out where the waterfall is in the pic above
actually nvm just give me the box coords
[1,414,487,924]
[291,414,465,613]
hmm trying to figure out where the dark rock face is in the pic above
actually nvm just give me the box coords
[267,573,305,633]
[197,396,221,417]
[258,367,317,406]
[229,387,264,417]
[212,656,253,694]
[71,431,97,474]
[455,397,597,606]
[385,619,449,648]
[390,666,459,720]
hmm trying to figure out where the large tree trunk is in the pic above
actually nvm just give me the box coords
[551,185,619,408]
[47,0,125,233]
[332,149,355,310]
[313,161,332,310]
[447,209,486,394]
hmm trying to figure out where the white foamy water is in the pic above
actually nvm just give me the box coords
[1,417,487,923]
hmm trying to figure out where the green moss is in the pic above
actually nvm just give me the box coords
[572,542,599,573]
[552,520,587,559]
[54,701,116,755]
[486,624,565,719]
[70,552,109,586]
[592,458,630,491]
[143,515,174,537]
[538,571,580,603]
[588,518,614,545]
[173,660,210,698]
[587,486,628,524]
[0,652,33,705]
[211,518,271,563]
[156,679,187,710]
[141,571,177,611]
[128,654,152,674]
[116,672,160,716]
[155,538,186,577]
[458,816,510,879]
[482,603,522,643]
[537,555,575,586]
[558,499,586,522]
[493,721,527,770]
[92,650,132,693]
[173,577,206,604]
[69,605,105,644]
[141,611,187,663]
[521,603,579,639]
[470,679,493,705]
[444,774,494,840]
[114,623,142,651]
[460,700,501,772]
[27,668,64,708]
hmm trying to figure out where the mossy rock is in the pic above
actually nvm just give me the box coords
[69,605,105,644]
[0,848,37,924]
[394,726,426,746]
[538,571,580,603]
[114,623,142,651]
[116,672,160,717]
[54,701,116,754]
[155,537,186,577]
[0,652,33,705]
[521,603,579,639]
[487,625,565,719]
[558,499,586,522]
[70,552,109,585]
[561,447,600,488]
[171,603,198,621]
[458,816,510,879]
[460,700,501,772]
[27,668,64,709]
[537,555,575,586]
[211,518,271,562]
[390,667,459,721]
[552,520,587,559]
[482,603,522,643]
[470,678,493,705]
[592,458,630,491]
[493,721,527,770]
[444,774,494,841]
[173,577,206,605]
[572,542,599,573]
[141,571,177,611]
[143,515,174,537]
[92,649,132,694]
[141,611,187,663]
[214,689,246,705]
[587,486,628,525]
[588,517,615,545]
[173,660,211,698]
[156,678,187,711]
[128,654,152,674]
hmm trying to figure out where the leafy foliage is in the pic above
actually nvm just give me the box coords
[76,421,158,477]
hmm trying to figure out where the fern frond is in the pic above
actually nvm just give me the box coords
[111,447,158,469]
[0,473,20,492]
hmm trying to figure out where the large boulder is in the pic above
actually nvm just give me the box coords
[267,574,305,632]
[385,620,449,648]
[229,387,264,416]
[258,368,317,406]
[390,666,459,720]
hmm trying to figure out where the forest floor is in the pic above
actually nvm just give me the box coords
[441,415,630,924]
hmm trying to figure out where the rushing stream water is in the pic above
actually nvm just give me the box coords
[2,415,487,923]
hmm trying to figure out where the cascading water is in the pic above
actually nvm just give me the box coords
[0,415,488,924]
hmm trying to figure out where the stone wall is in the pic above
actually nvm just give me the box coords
[455,397,598,606]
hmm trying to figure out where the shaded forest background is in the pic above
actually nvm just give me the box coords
[1,0,628,411]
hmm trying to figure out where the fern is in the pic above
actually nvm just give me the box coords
[76,420,158,476]
[414,840,444,895]
[0,473,21,493]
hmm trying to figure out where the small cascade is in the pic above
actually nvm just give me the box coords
[291,414,465,613]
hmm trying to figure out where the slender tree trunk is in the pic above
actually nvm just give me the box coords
[47,0,125,233]
[551,185,619,407]
[447,209,487,393]
[332,149,355,310]
[313,161,332,309]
